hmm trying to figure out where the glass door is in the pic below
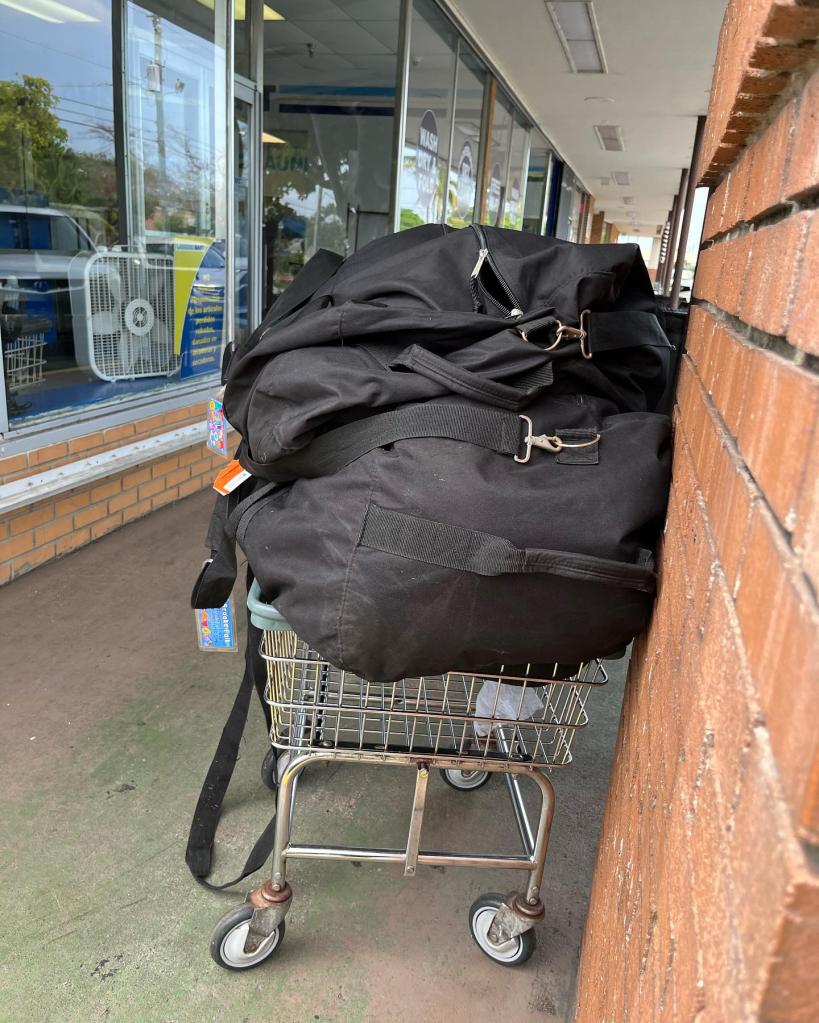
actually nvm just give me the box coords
[234,84,261,346]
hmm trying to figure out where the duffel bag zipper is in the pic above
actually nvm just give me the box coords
[469,224,524,318]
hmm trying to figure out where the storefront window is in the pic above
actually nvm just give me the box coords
[445,46,486,229]
[399,0,458,230]
[556,163,584,241]
[479,88,512,227]
[261,0,400,310]
[0,0,228,427]
[126,1,228,380]
[502,117,529,231]
[522,131,555,235]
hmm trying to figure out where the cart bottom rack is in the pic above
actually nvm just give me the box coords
[209,582,607,970]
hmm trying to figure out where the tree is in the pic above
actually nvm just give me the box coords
[0,75,69,196]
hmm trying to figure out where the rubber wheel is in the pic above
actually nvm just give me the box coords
[440,767,491,791]
[468,893,536,966]
[261,747,278,792]
[210,903,285,970]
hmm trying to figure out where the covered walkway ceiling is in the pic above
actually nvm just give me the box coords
[448,0,725,236]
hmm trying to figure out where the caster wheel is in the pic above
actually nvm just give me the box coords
[261,747,278,791]
[210,903,285,970]
[468,893,536,966]
[440,767,491,791]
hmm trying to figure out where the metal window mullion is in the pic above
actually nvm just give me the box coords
[499,109,515,227]
[112,0,131,247]
[475,76,494,224]
[223,0,236,351]
[441,36,460,226]
[390,0,413,234]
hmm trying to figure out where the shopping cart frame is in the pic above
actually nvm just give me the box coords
[208,583,607,970]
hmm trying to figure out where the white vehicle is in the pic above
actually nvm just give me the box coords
[0,205,97,287]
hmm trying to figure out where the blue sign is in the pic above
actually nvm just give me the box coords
[195,598,237,653]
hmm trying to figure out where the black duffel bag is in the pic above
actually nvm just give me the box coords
[194,224,673,682]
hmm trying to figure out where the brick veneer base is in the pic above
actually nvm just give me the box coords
[0,402,227,585]
[575,5,819,1021]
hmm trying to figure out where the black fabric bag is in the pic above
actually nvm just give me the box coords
[194,224,673,683]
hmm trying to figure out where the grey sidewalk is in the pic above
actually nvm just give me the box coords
[0,492,625,1023]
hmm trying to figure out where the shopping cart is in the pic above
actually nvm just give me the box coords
[209,581,607,970]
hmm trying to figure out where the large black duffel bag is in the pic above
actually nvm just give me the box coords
[194,223,673,682]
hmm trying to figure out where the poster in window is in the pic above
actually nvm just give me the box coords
[416,109,440,211]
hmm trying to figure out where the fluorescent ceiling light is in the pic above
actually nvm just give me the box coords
[262,131,286,144]
[0,0,97,21]
[546,2,606,74]
[196,0,284,19]
[594,124,624,151]
[612,171,630,186]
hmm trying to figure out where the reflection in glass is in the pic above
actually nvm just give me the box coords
[445,46,486,229]
[399,0,457,230]
[481,88,512,227]
[261,0,400,309]
[522,131,555,236]
[125,1,228,380]
[0,0,119,421]
[502,117,529,231]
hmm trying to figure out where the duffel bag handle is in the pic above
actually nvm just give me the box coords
[390,344,551,411]
[360,504,656,594]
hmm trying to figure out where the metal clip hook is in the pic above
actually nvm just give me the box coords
[515,415,601,464]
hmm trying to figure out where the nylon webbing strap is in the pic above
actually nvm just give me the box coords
[186,581,278,891]
[586,311,670,354]
[360,504,656,593]
[242,404,524,482]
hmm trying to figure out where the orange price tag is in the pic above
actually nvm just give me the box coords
[213,459,252,495]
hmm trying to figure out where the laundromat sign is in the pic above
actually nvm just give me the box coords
[416,109,439,207]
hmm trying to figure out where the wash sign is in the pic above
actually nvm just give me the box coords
[173,236,225,378]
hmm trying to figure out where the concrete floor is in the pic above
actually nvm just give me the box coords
[0,492,627,1023]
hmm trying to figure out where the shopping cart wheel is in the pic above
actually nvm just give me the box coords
[210,904,285,970]
[440,768,491,791]
[468,893,536,966]
[261,747,278,791]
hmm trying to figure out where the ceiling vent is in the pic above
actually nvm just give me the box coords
[622,196,634,205]
[546,2,607,73]
[611,170,630,186]
[594,124,624,151]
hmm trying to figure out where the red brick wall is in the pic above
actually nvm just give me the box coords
[0,402,225,585]
[575,5,819,1020]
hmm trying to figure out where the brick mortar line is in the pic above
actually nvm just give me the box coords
[673,380,819,864]
[699,190,819,249]
[680,350,819,609]
[703,44,819,187]
[691,298,819,373]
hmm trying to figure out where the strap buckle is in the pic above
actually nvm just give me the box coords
[520,309,592,357]
[515,415,601,464]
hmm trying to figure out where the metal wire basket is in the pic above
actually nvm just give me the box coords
[3,332,46,391]
[208,581,613,971]
[261,627,607,769]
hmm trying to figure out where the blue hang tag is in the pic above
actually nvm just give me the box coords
[206,397,230,458]
[195,598,238,653]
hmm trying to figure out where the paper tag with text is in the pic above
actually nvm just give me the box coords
[213,459,251,495]
[195,599,238,653]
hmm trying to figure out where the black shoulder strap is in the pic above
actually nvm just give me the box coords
[191,480,277,610]
[239,402,524,482]
[186,573,278,890]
